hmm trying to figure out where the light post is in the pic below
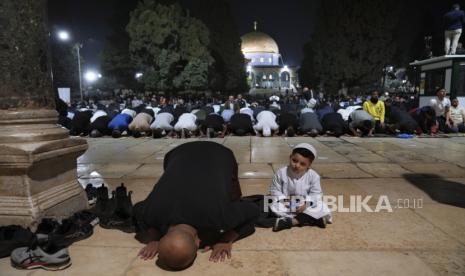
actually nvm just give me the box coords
[57,30,83,102]
[74,43,83,102]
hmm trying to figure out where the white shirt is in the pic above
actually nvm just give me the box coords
[151,107,161,117]
[429,97,451,117]
[213,104,221,114]
[150,112,174,130]
[90,110,107,123]
[177,113,196,125]
[338,105,362,121]
[301,107,314,114]
[450,106,465,125]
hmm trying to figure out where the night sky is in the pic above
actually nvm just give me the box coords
[48,0,320,71]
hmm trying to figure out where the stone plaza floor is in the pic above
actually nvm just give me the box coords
[2,135,465,275]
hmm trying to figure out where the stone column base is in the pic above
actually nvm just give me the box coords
[0,109,89,229]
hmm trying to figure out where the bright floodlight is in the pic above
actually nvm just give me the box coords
[84,70,99,82]
[246,65,252,72]
[57,31,70,41]
[135,72,143,79]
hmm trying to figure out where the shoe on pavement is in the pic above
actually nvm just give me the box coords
[0,225,34,258]
[10,243,71,271]
[272,217,293,232]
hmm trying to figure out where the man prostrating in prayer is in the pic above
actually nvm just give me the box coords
[133,141,259,270]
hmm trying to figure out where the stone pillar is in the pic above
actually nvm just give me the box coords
[0,0,88,228]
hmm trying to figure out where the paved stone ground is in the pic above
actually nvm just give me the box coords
[2,136,465,275]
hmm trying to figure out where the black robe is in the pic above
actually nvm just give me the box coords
[133,141,258,240]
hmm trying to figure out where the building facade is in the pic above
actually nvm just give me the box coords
[240,22,299,94]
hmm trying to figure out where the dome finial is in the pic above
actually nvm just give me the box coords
[253,21,257,31]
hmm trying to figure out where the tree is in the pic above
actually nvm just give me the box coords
[185,0,248,93]
[50,42,80,97]
[300,0,423,94]
[127,0,213,92]
[100,0,140,90]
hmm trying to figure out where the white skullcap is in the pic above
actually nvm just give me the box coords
[293,143,317,159]
[263,126,271,137]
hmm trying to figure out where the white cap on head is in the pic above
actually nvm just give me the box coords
[307,98,317,108]
[293,143,317,159]
[263,126,271,137]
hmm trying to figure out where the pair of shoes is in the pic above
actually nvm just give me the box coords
[10,241,71,271]
[85,184,97,205]
[70,210,99,228]
[272,217,293,232]
[35,217,94,248]
[183,128,191,138]
[0,225,35,258]
[90,184,116,218]
[99,183,135,233]
[295,213,327,229]
[132,131,142,138]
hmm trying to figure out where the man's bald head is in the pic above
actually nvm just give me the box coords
[158,228,198,270]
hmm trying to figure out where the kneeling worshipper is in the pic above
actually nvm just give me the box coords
[89,107,113,137]
[128,108,155,138]
[133,141,259,271]
[108,108,137,138]
[253,110,279,137]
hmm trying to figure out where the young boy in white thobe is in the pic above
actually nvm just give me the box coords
[270,143,332,231]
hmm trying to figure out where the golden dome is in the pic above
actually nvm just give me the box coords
[241,31,279,54]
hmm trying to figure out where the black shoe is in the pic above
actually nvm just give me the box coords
[91,184,116,218]
[99,215,135,233]
[114,183,133,218]
[99,183,134,233]
[85,184,97,205]
[36,217,94,248]
[0,225,34,258]
[132,131,141,138]
[272,217,293,232]
[315,217,327,228]
[295,213,327,229]
[70,210,99,227]
[36,219,61,243]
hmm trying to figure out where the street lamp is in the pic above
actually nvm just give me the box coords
[84,70,102,83]
[57,30,83,102]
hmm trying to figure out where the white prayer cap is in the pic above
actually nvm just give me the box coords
[293,143,317,159]
[307,98,317,108]
[263,126,271,137]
